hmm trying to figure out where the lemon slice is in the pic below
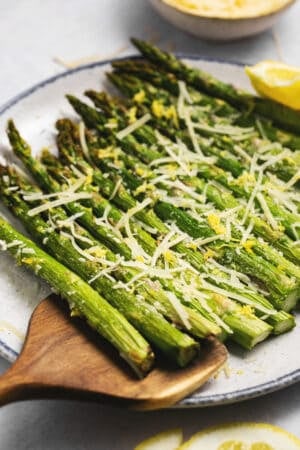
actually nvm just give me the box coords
[180,422,300,450]
[134,428,183,450]
[246,61,300,110]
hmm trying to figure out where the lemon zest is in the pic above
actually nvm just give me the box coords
[127,106,137,124]
[133,90,146,104]
[207,214,226,235]
[136,167,147,177]
[163,250,176,263]
[241,305,254,316]
[242,239,256,253]
[86,247,107,258]
[151,100,179,126]
[98,147,117,159]
[204,248,216,260]
[235,172,256,186]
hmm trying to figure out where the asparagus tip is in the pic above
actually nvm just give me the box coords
[6,119,32,159]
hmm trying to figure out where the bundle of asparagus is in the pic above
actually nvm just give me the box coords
[0,39,299,377]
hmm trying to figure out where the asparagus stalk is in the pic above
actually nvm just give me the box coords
[51,121,296,337]
[131,38,300,135]
[7,120,204,280]
[56,118,167,234]
[49,133,281,344]
[90,85,300,251]
[105,74,300,242]
[0,168,201,367]
[0,215,155,376]
[53,117,299,315]
[105,70,300,183]
[2,39,299,362]
[154,200,299,311]
[5,126,210,362]
[73,91,300,269]
[88,133,300,279]
[54,116,214,272]
[91,122,300,278]
[111,59,300,152]
[105,73,256,178]
[6,163,224,341]
[15,124,297,346]
[6,120,134,259]
[5,129,241,344]
[54,124,298,341]
[2,156,277,349]
[5,120,296,338]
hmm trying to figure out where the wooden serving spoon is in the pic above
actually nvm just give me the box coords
[0,295,227,410]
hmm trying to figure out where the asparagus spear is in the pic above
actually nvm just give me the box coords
[105,71,300,183]
[7,120,207,282]
[45,121,296,338]
[4,162,225,341]
[54,116,215,272]
[52,117,299,314]
[4,126,289,347]
[131,38,300,135]
[90,86,300,248]
[48,134,282,345]
[104,75,300,241]
[154,200,299,311]
[2,39,299,364]
[71,91,300,268]
[0,168,202,367]
[52,124,298,340]
[2,152,277,350]
[6,120,134,259]
[5,118,296,334]
[0,215,155,376]
[2,160,281,350]
[86,130,300,278]
[5,127,244,345]
[111,59,300,152]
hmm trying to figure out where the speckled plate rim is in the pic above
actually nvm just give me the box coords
[0,54,299,407]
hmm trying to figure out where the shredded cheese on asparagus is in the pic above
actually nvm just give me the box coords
[27,192,93,216]
[116,113,151,140]
[78,121,93,164]
[166,291,191,329]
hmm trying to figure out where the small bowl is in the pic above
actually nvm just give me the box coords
[149,0,295,41]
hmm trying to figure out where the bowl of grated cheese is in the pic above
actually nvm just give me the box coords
[149,0,295,41]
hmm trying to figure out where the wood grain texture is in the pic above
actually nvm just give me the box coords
[0,295,227,410]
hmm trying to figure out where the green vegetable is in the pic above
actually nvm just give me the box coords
[51,119,297,327]
[3,40,300,365]
[63,96,300,311]
[131,38,300,134]
[0,215,154,376]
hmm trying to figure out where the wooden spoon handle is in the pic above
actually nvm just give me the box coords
[0,297,228,409]
[0,367,30,406]
[0,365,112,408]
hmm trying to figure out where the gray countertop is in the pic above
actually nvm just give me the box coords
[0,1,300,448]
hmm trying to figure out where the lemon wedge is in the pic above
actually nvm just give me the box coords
[180,422,300,450]
[134,428,183,450]
[246,61,300,110]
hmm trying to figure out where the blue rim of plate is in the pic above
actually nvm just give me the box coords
[0,54,299,407]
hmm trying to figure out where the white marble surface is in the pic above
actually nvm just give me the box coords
[0,0,300,448]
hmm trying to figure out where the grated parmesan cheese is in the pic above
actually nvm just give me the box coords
[116,113,151,140]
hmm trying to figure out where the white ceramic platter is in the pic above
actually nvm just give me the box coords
[0,57,299,407]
